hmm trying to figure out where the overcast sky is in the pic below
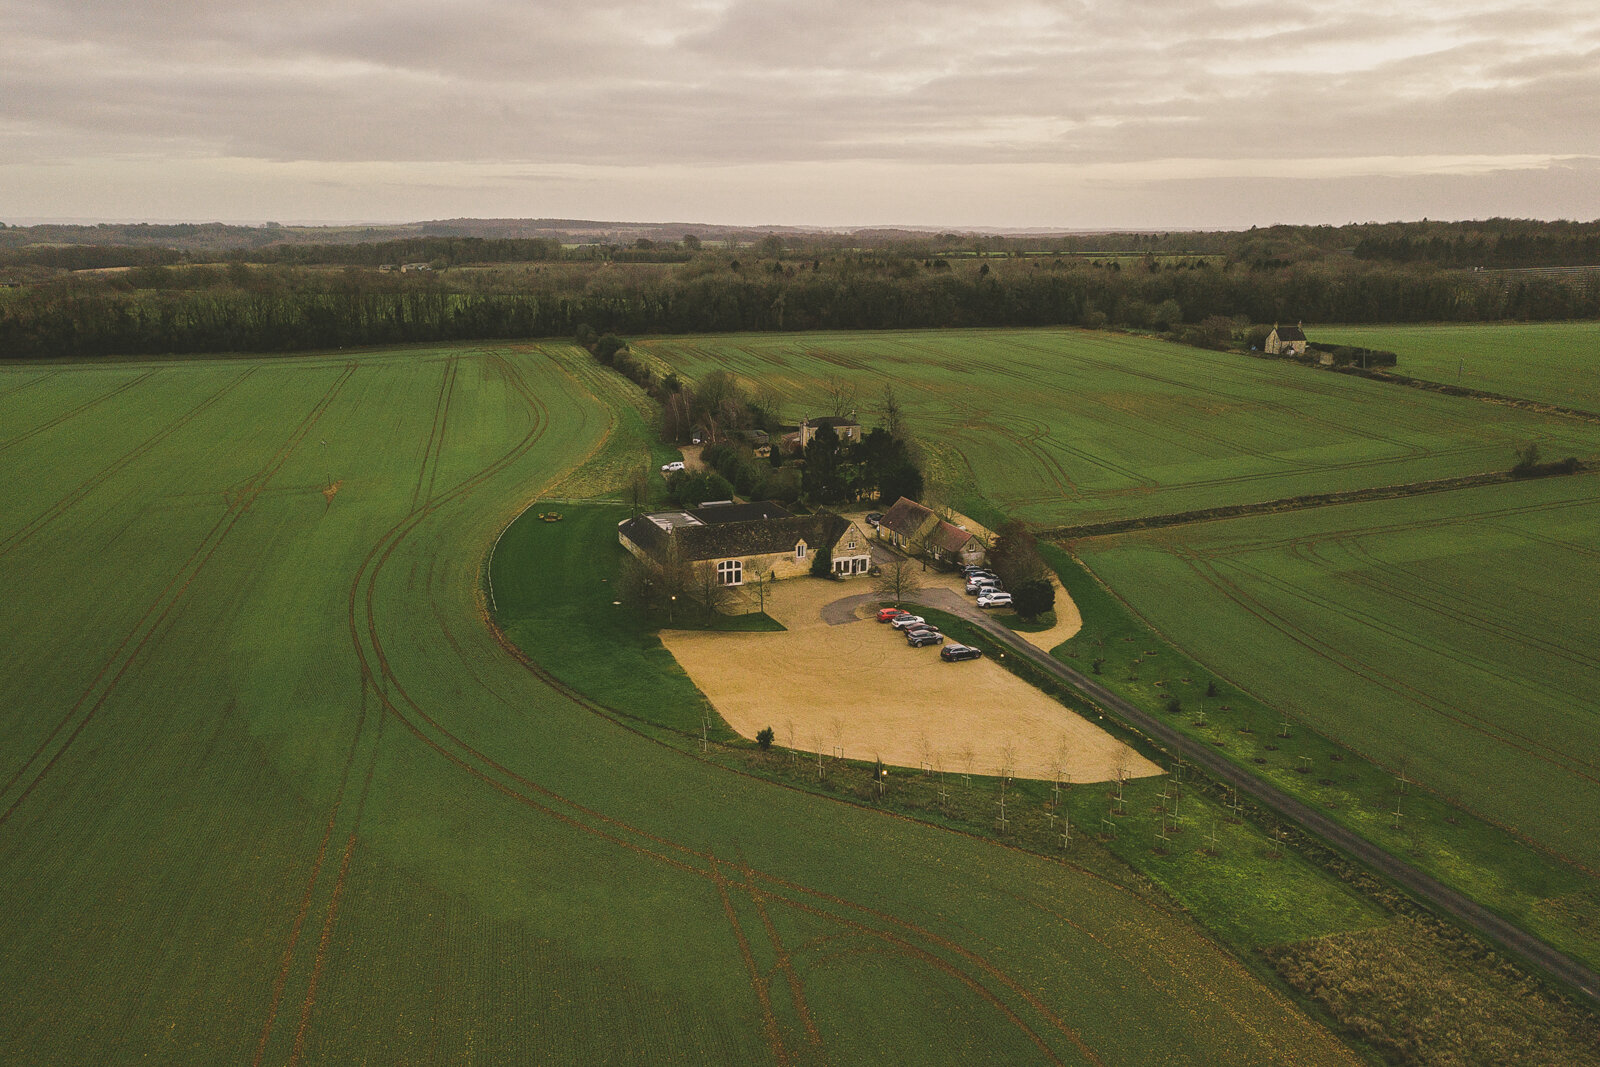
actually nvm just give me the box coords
[4,0,1598,228]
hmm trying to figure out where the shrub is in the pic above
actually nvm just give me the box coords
[756,726,774,751]
[1012,577,1055,620]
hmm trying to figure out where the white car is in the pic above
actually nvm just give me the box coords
[660,460,686,473]
[966,577,1001,595]
[977,591,1013,609]
[890,614,927,631]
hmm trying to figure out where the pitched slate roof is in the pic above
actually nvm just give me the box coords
[1273,325,1307,341]
[621,508,850,563]
[929,520,979,554]
[804,415,859,429]
[878,496,936,539]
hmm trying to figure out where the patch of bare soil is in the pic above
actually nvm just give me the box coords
[661,571,1158,785]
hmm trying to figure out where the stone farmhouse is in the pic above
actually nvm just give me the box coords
[876,497,987,568]
[618,501,872,585]
[779,415,862,453]
[1265,322,1308,356]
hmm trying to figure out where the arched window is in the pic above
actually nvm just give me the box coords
[717,559,743,585]
[795,541,807,560]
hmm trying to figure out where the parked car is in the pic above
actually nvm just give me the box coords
[941,644,983,662]
[660,460,686,473]
[906,628,944,647]
[977,591,1013,609]
[865,511,884,527]
[877,607,910,623]
[965,577,1001,595]
[890,614,926,630]
[960,565,992,577]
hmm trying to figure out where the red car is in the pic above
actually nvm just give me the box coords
[877,607,910,623]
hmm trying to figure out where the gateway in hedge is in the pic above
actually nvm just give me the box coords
[618,501,871,584]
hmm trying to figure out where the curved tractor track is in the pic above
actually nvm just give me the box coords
[358,358,1095,1066]
[233,345,1361,1067]
[249,349,1256,1067]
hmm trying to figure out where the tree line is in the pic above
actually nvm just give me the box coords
[4,251,1598,360]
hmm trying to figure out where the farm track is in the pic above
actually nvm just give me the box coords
[937,598,1600,1007]
[0,362,358,827]
[0,369,157,454]
[0,367,257,559]
[291,353,1128,1066]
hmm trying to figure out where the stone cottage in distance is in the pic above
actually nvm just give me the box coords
[1264,322,1308,356]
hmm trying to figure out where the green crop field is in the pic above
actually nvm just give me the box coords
[0,344,1359,1065]
[635,329,1600,528]
[1072,474,1600,871]
[1318,321,1600,412]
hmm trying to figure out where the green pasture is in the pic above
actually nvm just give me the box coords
[635,328,1600,528]
[1069,477,1600,955]
[0,344,1356,1065]
[1318,321,1600,412]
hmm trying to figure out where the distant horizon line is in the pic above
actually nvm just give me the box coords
[11,215,1589,235]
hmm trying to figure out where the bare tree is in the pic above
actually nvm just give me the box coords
[873,556,922,605]
[873,383,907,440]
[744,556,774,615]
[626,466,652,517]
[824,375,858,418]
[1114,742,1134,788]
[691,562,734,620]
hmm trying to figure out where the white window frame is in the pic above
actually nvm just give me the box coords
[795,541,807,561]
[717,559,743,586]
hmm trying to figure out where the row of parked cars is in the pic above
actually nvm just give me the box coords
[962,565,1013,609]
[876,607,983,661]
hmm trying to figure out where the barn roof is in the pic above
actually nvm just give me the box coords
[929,520,979,554]
[621,507,850,563]
[878,496,936,538]
[1274,325,1306,341]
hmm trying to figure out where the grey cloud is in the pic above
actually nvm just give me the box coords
[1,0,1598,219]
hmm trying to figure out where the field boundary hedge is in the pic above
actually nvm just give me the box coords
[1043,467,1593,542]
[1250,348,1600,424]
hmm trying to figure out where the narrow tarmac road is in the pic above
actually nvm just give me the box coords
[898,585,1600,1006]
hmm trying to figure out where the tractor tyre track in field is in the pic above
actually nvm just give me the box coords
[259,353,490,1061]
[0,369,157,453]
[0,367,256,560]
[1180,545,1600,784]
[1332,524,1600,677]
[710,853,792,1066]
[955,567,1600,1006]
[738,852,824,1056]
[252,683,371,1067]
[0,362,358,827]
[0,369,62,400]
[320,353,1112,1065]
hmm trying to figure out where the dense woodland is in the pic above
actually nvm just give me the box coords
[1,218,1597,359]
